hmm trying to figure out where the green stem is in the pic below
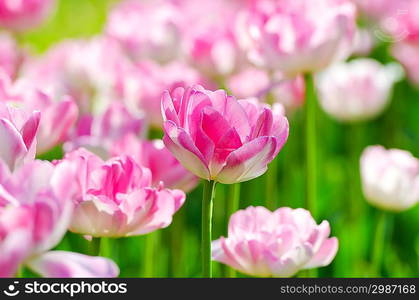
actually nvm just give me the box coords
[170,210,185,277]
[371,211,387,276]
[304,73,317,218]
[225,183,240,278]
[265,157,278,210]
[202,180,216,278]
[99,237,111,258]
[143,232,158,277]
[89,237,101,256]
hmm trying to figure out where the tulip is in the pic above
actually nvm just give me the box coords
[64,102,144,158]
[360,145,419,212]
[0,74,79,154]
[212,206,338,277]
[0,160,118,277]
[21,37,131,115]
[161,85,289,184]
[0,33,24,79]
[227,67,305,111]
[392,42,419,85]
[351,28,375,56]
[118,60,210,126]
[236,0,356,76]
[0,0,56,31]
[111,134,198,192]
[316,58,403,122]
[176,0,243,76]
[59,148,186,237]
[162,85,288,277]
[106,0,182,63]
[0,101,40,170]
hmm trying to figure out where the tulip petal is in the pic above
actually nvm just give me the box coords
[216,136,277,184]
[0,229,32,278]
[163,120,210,180]
[26,251,119,278]
[304,237,338,269]
[37,99,78,154]
[0,118,27,170]
[20,110,41,151]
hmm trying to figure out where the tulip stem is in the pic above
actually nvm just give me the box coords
[144,232,158,277]
[89,238,101,256]
[265,157,278,210]
[304,73,317,218]
[99,237,111,258]
[225,183,240,278]
[202,180,216,277]
[372,211,388,276]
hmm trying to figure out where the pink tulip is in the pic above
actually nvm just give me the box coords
[227,67,305,111]
[177,0,244,76]
[0,101,40,170]
[360,146,419,212]
[236,0,356,76]
[111,134,198,192]
[22,37,131,115]
[392,42,419,85]
[106,0,182,63]
[316,58,403,122]
[0,33,24,79]
[351,28,375,56]
[118,60,210,126]
[0,75,79,154]
[65,102,144,157]
[0,0,55,31]
[161,85,289,184]
[60,148,186,237]
[212,206,338,277]
[374,0,418,42]
[0,160,119,277]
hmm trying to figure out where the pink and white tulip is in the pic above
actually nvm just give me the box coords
[65,102,144,158]
[236,0,356,76]
[111,134,198,192]
[106,0,182,63]
[0,160,118,277]
[360,146,419,212]
[0,0,56,31]
[0,75,79,154]
[161,85,289,184]
[227,67,305,111]
[212,206,338,277]
[22,37,131,115]
[0,33,24,79]
[0,101,40,170]
[118,60,210,126]
[60,148,186,237]
[316,58,403,122]
[392,42,419,85]
[176,0,244,76]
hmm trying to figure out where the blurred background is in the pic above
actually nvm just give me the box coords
[12,0,419,277]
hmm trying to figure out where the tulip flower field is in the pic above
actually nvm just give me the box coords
[0,0,418,279]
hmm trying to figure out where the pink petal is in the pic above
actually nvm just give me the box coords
[37,99,78,154]
[216,136,277,184]
[0,229,32,277]
[163,120,210,180]
[20,110,41,151]
[304,237,338,269]
[26,251,119,278]
[0,118,27,170]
